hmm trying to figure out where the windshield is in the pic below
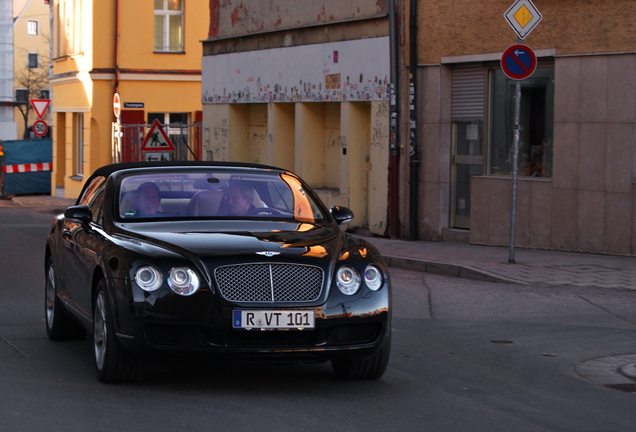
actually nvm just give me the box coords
[116,170,327,223]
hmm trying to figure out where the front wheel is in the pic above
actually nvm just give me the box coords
[93,280,144,383]
[332,333,391,380]
[45,258,85,341]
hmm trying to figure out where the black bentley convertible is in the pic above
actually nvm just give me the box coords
[45,162,391,382]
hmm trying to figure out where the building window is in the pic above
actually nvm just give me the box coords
[15,88,28,102]
[75,114,84,177]
[40,89,50,99]
[27,20,39,35]
[488,67,554,178]
[27,53,39,69]
[154,0,183,52]
[55,0,82,57]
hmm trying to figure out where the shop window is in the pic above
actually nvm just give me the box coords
[154,0,183,52]
[488,67,554,177]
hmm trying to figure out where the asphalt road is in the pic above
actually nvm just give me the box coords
[1,206,635,431]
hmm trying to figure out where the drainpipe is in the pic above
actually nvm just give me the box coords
[408,0,419,240]
[388,0,400,238]
[114,0,120,93]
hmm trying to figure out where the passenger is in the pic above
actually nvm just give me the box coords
[226,182,256,216]
[135,182,163,216]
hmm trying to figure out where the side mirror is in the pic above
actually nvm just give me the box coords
[330,206,354,226]
[64,205,93,225]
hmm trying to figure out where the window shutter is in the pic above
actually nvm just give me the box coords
[451,65,485,120]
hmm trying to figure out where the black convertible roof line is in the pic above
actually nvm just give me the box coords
[76,161,286,204]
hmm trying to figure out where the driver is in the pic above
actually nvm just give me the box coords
[226,182,255,216]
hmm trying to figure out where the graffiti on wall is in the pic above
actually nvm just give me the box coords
[202,37,390,104]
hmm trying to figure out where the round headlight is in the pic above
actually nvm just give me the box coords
[135,266,162,291]
[168,268,199,296]
[336,266,361,295]
[364,265,383,291]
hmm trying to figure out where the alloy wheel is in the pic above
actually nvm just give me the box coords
[93,291,108,371]
[45,264,56,327]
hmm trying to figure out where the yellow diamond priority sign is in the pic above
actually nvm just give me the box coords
[504,0,542,40]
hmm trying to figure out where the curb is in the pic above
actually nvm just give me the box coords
[620,363,636,381]
[383,255,513,284]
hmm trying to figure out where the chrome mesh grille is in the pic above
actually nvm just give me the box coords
[214,263,323,303]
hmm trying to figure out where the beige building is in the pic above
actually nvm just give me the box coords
[50,0,208,199]
[410,0,636,256]
[201,1,393,235]
[13,0,50,139]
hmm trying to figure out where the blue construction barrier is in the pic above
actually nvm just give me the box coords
[1,139,52,195]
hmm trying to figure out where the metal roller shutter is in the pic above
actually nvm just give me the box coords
[451,65,485,120]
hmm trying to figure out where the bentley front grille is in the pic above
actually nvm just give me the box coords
[214,263,323,303]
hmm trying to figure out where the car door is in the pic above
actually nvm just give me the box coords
[59,176,107,319]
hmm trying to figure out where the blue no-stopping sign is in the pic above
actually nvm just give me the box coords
[501,44,537,80]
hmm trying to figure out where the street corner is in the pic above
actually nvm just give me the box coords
[575,354,636,393]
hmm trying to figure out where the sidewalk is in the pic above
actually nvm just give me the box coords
[2,194,635,290]
[359,234,636,290]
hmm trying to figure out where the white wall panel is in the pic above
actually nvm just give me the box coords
[202,37,390,104]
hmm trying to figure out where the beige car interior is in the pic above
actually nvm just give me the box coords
[120,187,265,217]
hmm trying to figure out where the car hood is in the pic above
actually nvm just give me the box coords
[112,220,346,263]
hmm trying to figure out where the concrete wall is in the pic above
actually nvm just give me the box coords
[208,0,388,39]
[412,0,636,255]
[202,99,389,234]
[416,65,451,241]
[470,54,636,256]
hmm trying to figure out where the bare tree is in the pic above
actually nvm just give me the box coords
[14,48,50,137]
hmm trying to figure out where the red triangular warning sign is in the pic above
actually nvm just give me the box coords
[141,119,175,151]
[31,99,51,119]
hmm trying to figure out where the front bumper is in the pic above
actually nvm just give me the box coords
[110,278,391,363]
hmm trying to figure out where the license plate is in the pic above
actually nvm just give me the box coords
[233,310,315,330]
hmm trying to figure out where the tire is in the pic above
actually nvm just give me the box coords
[332,332,391,380]
[45,258,86,341]
[93,279,144,383]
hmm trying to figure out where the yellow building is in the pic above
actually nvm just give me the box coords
[50,0,208,199]
[13,0,51,139]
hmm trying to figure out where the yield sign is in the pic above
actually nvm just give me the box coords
[31,99,50,119]
[141,119,175,151]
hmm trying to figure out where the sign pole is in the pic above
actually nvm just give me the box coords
[117,116,122,163]
[503,0,542,264]
[508,37,523,263]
